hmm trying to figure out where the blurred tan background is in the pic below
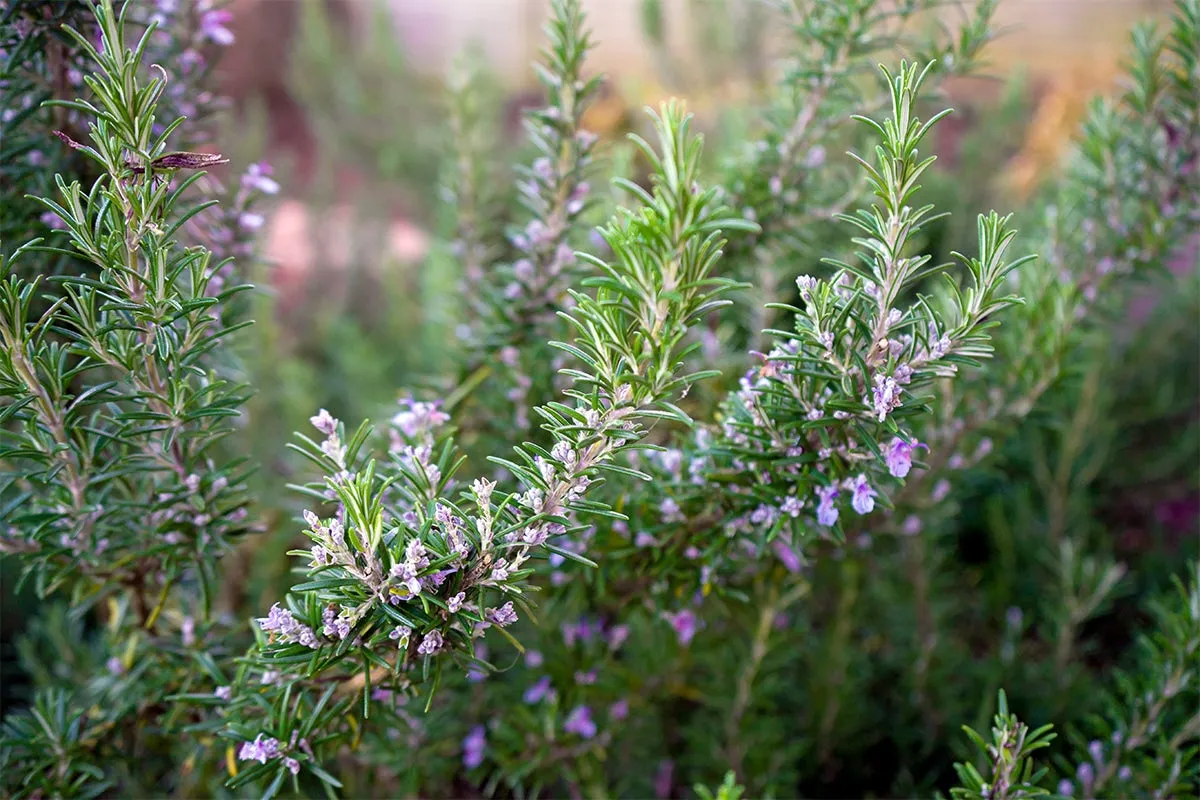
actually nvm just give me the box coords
[219,0,1170,175]
[215,0,1174,290]
[226,0,1165,83]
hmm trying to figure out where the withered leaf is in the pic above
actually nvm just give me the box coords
[151,151,230,170]
[53,130,87,150]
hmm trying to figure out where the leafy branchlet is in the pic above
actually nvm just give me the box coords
[225,99,753,790]
[951,690,1056,800]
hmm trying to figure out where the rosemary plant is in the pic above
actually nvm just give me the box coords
[0,0,1197,797]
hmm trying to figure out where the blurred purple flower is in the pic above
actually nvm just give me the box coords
[564,705,597,738]
[663,609,697,646]
[524,676,553,704]
[462,725,486,769]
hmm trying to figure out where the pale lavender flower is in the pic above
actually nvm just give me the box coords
[551,440,577,469]
[564,705,597,738]
[417,630,443,655]
[106,657,124,675]
[815,485,839,527]
[309,409,337,436]
[663,608,698,646]
[872,374,902,421]
[849,475,876,515]
[182,616,196,647]
[390,561,422,597]
[1058,779,1074,797]
[389,625,412,645]
[238,734,281,764]
[524,676,553,704]
[447,592,466,613]
[322,606,351,640]
[257,603,320,648]
[392,397,450,441]
[283,757,300,775]
[607,624,631,650]
[772,539,802,572]
[486,602,518,627]
[239,212,265,231]
[635,531,658,547]
[781,495,803,517]
[198,4,234,45]
[525,650,544,668]
[214,685,232,701]
[902,515,921,536]
[489,559,511,583]
[885,437,924,478]
[932,479,952,502]
[659,497,683,522]
[238,162,278,195]
[462,725,486,769]
[609,699,630,721]
[575,670,597,685]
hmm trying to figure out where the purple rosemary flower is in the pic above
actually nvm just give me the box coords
[663,608,698,646]
[257,603,319,648]
[525,650,544,668]
[884,437,925,478]
[214,685,232,701]
[849,475,876,515]
[659,497,683,522]
[524,676,553,704]
[781,495,803,517]
[486,602,518,627]
[309,409,337,436]
[388,625,412,645]
[392,397,450,441]
[283,757,300,776]
[815,485,839,527]
[872,374,902,421]
[322,606,350,640]
[238,734,281,764]
[772,539,802,572]
[198,2,234,45]
[609,699,630,721]
[417,630,443,656]
[607,624,631,650]
[462,725,486,769]
[106,657,124,675]
[564,705,597,738]
[447,592,465,613]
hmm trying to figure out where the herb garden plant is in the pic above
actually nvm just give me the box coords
[1,0,1197,798]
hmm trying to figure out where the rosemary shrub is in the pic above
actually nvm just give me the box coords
[1,0,1197,798]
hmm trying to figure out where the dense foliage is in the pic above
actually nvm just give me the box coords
[1,0,1197,798]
